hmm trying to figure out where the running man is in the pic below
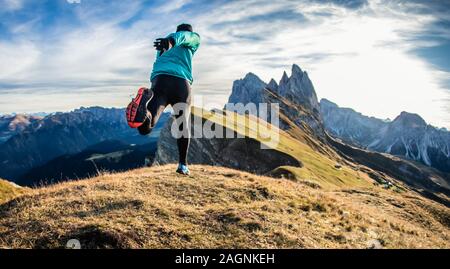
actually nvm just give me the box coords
[126,24,200,175]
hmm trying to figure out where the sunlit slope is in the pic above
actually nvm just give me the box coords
[192,107,373,188]
[0,179,27,204]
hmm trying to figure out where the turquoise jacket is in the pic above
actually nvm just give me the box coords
[150,31,200,84]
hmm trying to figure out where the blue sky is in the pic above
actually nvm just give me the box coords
[0,0,449,128]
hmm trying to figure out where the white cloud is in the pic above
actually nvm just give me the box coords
[157,0,191,13]
[191,0,450,128]
[0,41,40,80]
[0,0,448,128]
[1,0,24,11]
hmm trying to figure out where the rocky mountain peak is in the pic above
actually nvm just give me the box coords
[320,98,338,109]
[267,79,278,91]
[280,71,289,85]
[392,112,427,129]
[276,64,320,115]
[0,114,43,143]
[227,72,267,105]
[291,64,303,78]
[243,72,261,81]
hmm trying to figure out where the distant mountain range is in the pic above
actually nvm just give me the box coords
[226,64,450,175]
[0,107,169,185]
[320,99,450,173]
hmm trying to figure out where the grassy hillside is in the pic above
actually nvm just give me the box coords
[191,106,448,205]
[0,179,27,204]
[0,165,448,249]
[193,107,375,188]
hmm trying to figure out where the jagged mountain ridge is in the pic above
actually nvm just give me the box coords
[227,66,449,175]
[319,99,387,146]
[320,99,450,173]
[227,64,324,138]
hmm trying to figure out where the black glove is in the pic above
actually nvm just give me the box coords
[154,38,170,52]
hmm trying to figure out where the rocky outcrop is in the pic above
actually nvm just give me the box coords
[369,112,450,172]
[277,64,321,117]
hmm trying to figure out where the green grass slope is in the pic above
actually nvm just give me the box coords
[193,107,375,188]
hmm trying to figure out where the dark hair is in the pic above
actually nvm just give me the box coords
[177,23,193,32]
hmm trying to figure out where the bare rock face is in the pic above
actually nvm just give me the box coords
[277,64,321,117]
[153,116,302,174]
[320,98,388,147]
[227,72,267,106]
[369,112,450,173]
[267,79,278,92]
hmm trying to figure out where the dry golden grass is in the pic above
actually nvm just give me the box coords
[0,179,27,204]
[0,165,448,249]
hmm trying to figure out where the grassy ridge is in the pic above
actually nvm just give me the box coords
[193,107,373,188]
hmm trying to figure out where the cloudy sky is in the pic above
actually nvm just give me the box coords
[0,0,449,128]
